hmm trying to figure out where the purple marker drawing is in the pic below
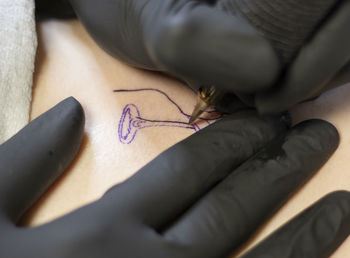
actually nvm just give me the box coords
[118,104,196,144]
[114,88,222,144]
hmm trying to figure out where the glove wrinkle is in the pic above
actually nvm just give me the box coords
[255,0,350,114]
[217,0,339,65]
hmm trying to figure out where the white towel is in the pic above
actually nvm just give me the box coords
[0,0,37,143]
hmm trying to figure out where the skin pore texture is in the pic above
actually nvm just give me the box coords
[26,20,350,257]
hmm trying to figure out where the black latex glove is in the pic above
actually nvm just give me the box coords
[252,0,350,114]
[47,0,350,114]
[1,97,350,258]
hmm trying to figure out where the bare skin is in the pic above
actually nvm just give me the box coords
[25,20,350,257]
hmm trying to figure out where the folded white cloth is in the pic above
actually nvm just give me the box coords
[0,0,37,143]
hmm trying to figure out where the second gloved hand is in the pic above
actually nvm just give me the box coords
[1,98,350,257]
[64,0,350,114]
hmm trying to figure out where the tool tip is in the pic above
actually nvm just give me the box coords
[189,89,211,124]
[189,108,204,124]
[188,115,196,125]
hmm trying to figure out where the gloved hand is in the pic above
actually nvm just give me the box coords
[57,0,350,114]
[252,0,350,114]
[1,97,350,258]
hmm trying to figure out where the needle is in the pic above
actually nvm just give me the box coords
[189,86,225,124]
[189,97,209,124]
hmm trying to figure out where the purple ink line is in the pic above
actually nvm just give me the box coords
[114,88,223,144]
[114,88,189,117]
[118,104,196,144]
[113,88,222,122]
[135,117,192,126]
[118,104,139,144]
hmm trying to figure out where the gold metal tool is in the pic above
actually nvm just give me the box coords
[189,86,225,124]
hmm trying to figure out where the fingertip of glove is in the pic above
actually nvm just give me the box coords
[58,97,85,124]
[35,97,85,163]
[324,191,350,221]
[311,191,350,243]
[323,191,350,205]
[295,119,340,151]
[57,97,85,138]
[30,97,85,146]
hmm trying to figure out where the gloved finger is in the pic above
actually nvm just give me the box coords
[217,0,337,65]
[146,2,279,93]
[0,97,84,224]
[70,0,279,93]
[102,110,290,228]
[242,191,350,258]
[255,1,350,114]
[163,119,339,257]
